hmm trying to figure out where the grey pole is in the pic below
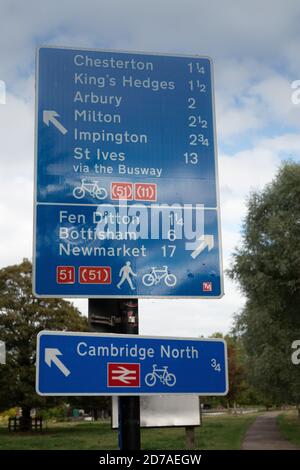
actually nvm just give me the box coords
[88,298,141,450]
[118,299,141,450]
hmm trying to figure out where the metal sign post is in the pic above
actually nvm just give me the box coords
[88,298,140,450]
[117,300,140,450]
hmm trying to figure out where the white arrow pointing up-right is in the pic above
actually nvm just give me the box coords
[45,348,71,377]
[191,234,214,259]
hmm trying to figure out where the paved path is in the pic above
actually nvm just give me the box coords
[242,411,299,450]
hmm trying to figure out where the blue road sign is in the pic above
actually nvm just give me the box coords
[33,46,223,298]
[36,331,228,396]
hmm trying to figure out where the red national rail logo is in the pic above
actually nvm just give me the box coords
[107,363,140,387]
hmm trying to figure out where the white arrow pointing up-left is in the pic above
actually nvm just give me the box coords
[45,348,71,377]
[43,110,68,135]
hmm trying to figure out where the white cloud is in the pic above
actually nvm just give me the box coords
[249,75,300,127]
[140,277,244,337]
[2,1,300,85]
[0,177,33,267]
[215,60,300,141]
[0,93,34,173]
[217,102,262,140]
[220,147,279,198]
[220,133,300,199]
[218,132,300,239]
[0,93,34,266]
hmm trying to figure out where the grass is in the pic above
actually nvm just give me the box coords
[143,414,257,450]
[277,411,300,447]
[0,413,257,450]
[0,422,117,450]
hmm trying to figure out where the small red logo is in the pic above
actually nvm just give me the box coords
[134,183,157,201]
[79,266,111,284]
[107,363,140,387]
[57,266,75,284]
[203,281,212,292]
[111,182,133,200]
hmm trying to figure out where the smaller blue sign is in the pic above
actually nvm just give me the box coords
[36,331,228,396]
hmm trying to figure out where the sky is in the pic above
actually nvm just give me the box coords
[1,0,300,338]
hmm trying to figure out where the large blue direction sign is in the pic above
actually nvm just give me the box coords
[36,331,228,396]
[33,46,223,298]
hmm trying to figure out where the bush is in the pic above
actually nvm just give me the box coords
[0,408,18,425]
[39,405,68,422]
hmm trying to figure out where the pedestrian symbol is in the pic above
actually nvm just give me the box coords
[117,261,137,290]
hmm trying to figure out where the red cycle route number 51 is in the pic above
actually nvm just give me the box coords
[57,266,75,284]
[79,266,111,284]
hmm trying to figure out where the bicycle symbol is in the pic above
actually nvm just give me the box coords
[142,266,177,287]
[145,364,176,387]
[73,179,108,200]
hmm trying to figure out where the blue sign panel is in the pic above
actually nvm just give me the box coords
[36,331,228,396]
[33,46,223,298]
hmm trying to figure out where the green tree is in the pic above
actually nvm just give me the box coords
[229,163,300,409]
[0,259,88,429]
[208,333,254,408]
[225,335,245,408]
